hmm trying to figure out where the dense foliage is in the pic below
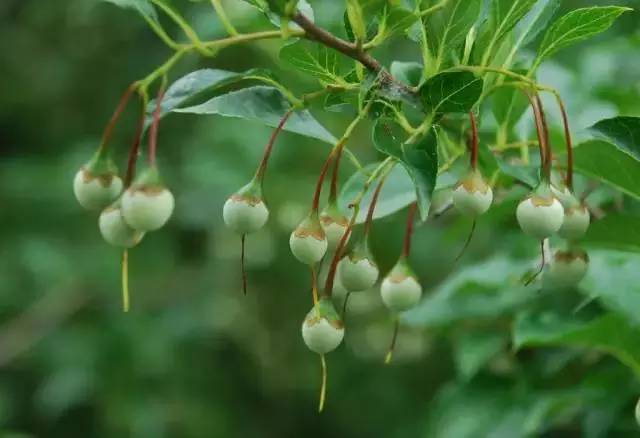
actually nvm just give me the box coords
[1,0,640,436]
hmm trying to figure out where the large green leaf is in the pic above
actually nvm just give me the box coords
[338,164,417,223]
[383,6,419,39]
[147,68,276,122]
[534,6,631,66]
[580,250,640,327]
[174,86,337,144]
[571,140,640,200]
[512,0,561,49]
[514,311,640,377]
[589,116,640,162]
[480,0,537,61]
[404,257,535,327]
[372,119,438,220]
[426,0,482,71]
[101,0,157,20]
[582,216,640,253]
[426,379,601,437]
[279,41,349,85]
[419,71,483,114]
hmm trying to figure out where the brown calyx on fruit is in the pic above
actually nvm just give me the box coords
[388,273,409,284]
[320,214,348,227]
[129,184,166,196]
[555,249,589,263]
[457,174,490,194]
[565,204,587,215]
[529,195,557,207]
[230,193,263,206]
[305,315,344,329]
[82,168,116,188]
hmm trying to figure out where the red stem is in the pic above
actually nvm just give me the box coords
[555,97,574,190]
[100,84,135,152]
[124,101,146,188]
[363,174,389,237]
[148,85,166,168]
[312,143,347,213]
[524,92,549,184]
[328,145,344,203]
[255,110,294,181]
[402,202,417,258]
[535,94,553,181]
[469,112,479,169]
[323,223,353,298]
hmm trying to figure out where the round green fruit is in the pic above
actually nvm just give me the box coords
[290,213,328,265]
[121,167,174,232]
[301,298,344,354]
[99,202,145,248]
[516,193,564,239]
[452,171,493,217]
[380,259,422,312]
[545,249,589,288]
[223,181,268,234]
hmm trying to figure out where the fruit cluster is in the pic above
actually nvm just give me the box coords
[74,79,590,411]
[73,86,175,311]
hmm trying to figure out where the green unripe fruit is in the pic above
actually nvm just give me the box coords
[516,186,564,239]
[121,167,174,232]
[301,297,345,354]
[545,249,589,288]
[320,203,350,250]
[73,151,122,211]
[339,242,378,292]
[99,202,145,248]
[452,170,493,217]
[635,397,640,427]
[380,258,422,313]
[223,180,269,234]
[551,185,590,240]
[290,213,328,265]
[558,205,590,240]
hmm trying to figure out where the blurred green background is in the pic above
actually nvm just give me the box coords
[1,0,640,436]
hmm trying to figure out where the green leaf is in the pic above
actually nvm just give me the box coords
[100,0,157,20]
[426,0,482,71]
[147,68,276,123]
[589,116,640,162]
[571,140,640,200]
[419,71,483,114]
[488,0,538,46]
[582,216,640,253]
[496,157,540,188]
[535,6,631,66]
[174,86,337,144]
[404,257,535,327]
[514,311,640,377]
[390,61,423,87]
[383,6,419,39]
[427,379,602,438]
[490,80,531,130]
[372,119,439,220]
[338,164,417,223]
[580,250,640,327]
[404,132,439,220]
[454,331,506,380]
[242,0,314,29]
[279,41,348,85]
[513,0,561,48]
